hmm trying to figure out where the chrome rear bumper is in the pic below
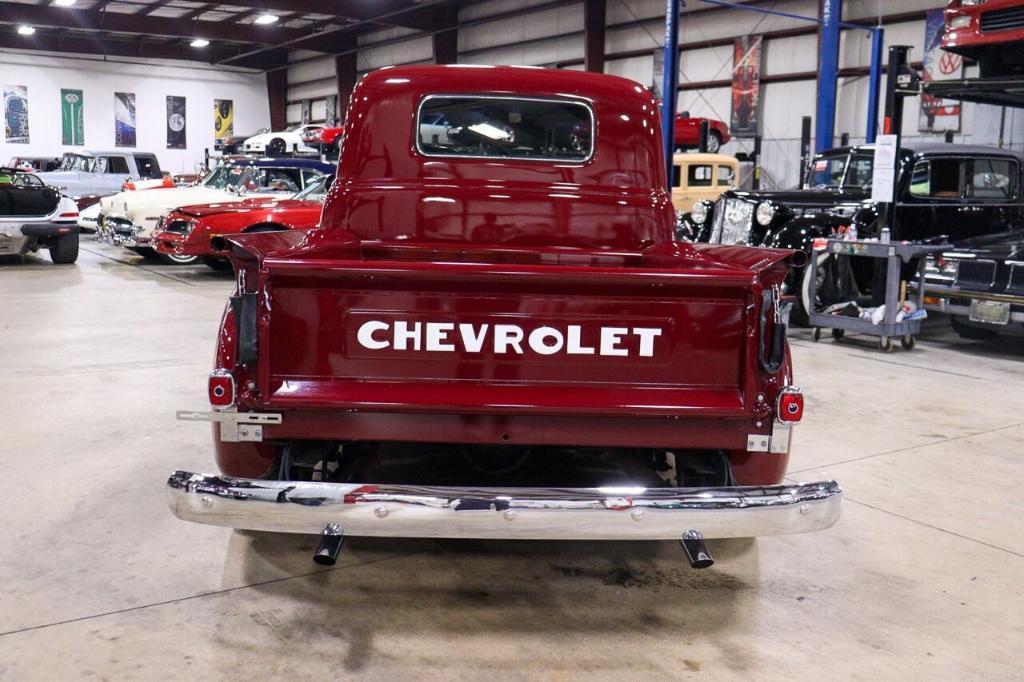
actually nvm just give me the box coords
[166,471,842,540]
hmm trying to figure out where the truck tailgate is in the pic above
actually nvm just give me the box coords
[257,259,761,418]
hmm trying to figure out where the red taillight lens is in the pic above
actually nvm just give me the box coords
[777,387,804,423]
[208,370,235,408]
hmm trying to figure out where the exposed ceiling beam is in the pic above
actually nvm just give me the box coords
[0,2,310,44]
[217,0,453,65]
[140,0,173,16]
[0,29,251,63]
[211,0,437,31]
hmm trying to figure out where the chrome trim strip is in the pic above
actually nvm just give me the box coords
[166,471,842,540]
[917,282,1024,306]
[175,410,282,424]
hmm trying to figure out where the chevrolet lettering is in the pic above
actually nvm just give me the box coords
[355,321,663,357]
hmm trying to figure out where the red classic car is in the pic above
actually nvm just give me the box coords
[675,114,730,152]
[943,0,1024,77]
[300,125,345,152]
[153,174,331,269]
[167,65,841,568]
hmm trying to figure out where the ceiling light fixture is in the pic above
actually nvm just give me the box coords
[190,38,210,47]
[17,25,36,35]
[54,0,78,6]
[254,14,279,25]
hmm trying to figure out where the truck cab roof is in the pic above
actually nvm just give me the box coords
[320,64,673,251]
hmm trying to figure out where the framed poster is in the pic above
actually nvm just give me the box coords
[61,89,84,145]
[114,92,136,147]
[167,95,186,149]
[301,99,311,125]
[215,99,233,141]
[919,8,962,133]
[4,85,30,143]
[731,36,762,138]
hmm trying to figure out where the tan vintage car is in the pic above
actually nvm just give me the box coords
[671,152,739,214]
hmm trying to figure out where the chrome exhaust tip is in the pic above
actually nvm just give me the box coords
[313,523,345,566]
[680,529,714,569]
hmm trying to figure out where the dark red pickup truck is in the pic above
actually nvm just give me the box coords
[167,65,841,568]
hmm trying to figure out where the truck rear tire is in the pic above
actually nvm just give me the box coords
[201,256,232,271]
[49,233,79,264]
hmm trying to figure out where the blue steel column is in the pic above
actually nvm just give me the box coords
[660,0,680,188]
[815,0,841,152]
[865,27,884,143]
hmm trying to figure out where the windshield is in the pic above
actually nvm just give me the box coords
[201,164,252,190]
[293,175,331,202]
[0,170,42,187]
[59,154,96,172]
[804,151,874,190]
[284,125,304,132]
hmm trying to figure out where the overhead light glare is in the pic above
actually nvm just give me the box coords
[17,25,36,35]
[190,38,210,47]
[54,0,78,6]
[254,13,279,25]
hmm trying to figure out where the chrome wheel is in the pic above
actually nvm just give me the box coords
[158,252,199,265]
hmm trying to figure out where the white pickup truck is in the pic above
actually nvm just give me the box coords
[36,151,163,210]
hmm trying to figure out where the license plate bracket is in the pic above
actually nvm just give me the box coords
[969,299,1010,325]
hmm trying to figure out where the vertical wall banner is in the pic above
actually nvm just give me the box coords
[651,49,665,101]
[167,95,186,149]
[61,89,84,145]
[114,92,136,147]
[731,36,762,138]
[4,85,30,143]
[214,99,233,142]
[919,8,962,133]
[325,95,338,126]
[301,99,311,125]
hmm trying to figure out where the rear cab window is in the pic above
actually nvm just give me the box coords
[687,164,713,187]
[966,157,1017,201]
[416,96,594,162]
[133,154,161,179]
[102,156,130,174]
[716,164,735,187]
[909,157,962,199]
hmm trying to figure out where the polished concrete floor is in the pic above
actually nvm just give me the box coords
[1,243,1022,680]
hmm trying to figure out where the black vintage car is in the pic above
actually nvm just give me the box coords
[680,143,1024,321]
[920,229,1024,340]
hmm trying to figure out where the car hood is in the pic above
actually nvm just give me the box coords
[105,187,248,218]
[723,187,870,207]
[176,196,312,217]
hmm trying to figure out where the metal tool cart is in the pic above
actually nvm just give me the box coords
[807,239,946,352]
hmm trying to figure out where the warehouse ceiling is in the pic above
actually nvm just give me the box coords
[0,0,461,70]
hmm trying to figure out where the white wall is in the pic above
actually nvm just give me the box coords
[0,51,270,174]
